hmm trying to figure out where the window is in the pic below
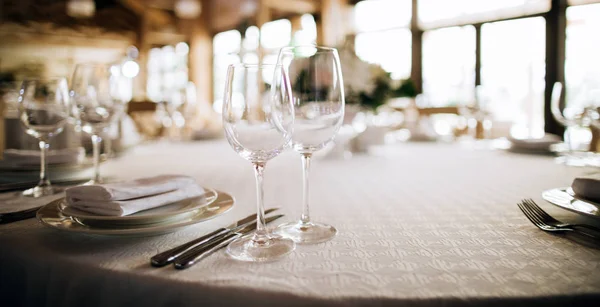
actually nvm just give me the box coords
[481,17,546,138]
[212,20,295,111]
[213,30,241,104]
[147,43,189,103]
[261,19,292,63]
[565,3,600,108]
[293,14,317,46]
[419,0,550,29]
[422,26,476,106]
[353,0,412,80]
[354,0,411,32]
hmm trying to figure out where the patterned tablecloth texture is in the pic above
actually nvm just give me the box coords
[1,140,600,307]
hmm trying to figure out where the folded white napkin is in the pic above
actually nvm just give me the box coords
[2,148,84,166]
[65,175,205,216]
[572,177,600,203]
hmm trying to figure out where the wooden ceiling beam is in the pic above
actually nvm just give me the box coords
[118,0,174,28]
[263,0,319,14]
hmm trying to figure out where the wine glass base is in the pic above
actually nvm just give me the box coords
[275,221,337,244]
[83,178,103,185]
[226,235,295,262]
[555,153,598,167]
[22,186,63,198]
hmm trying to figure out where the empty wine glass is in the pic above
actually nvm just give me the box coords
[222,63,295,262]
[18,78,71,197]
[274,46,345,244]
[70,64,125,184]
[550,82,594,166]
[458,85,492,142]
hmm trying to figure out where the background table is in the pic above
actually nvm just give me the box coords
[1,140,600,307]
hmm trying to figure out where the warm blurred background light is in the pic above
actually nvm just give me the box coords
[66,0,96,18]
[0,0,599,145]
[174,0,202,19]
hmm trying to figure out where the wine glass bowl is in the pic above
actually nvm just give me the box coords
[274,46,345,244]
[550,82,596,165]
[70,63,124,184]
[222,63,295,262]
[18,78,71,197]
[291,101,344,153]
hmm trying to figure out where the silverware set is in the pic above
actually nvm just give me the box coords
[518,198,600,239]
[151,208,283,269]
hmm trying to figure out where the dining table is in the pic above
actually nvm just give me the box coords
[1,139,600,307]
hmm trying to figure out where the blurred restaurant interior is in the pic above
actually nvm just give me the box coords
[1,0,599,153]
[3,1,600,305]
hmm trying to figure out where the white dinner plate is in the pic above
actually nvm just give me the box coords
[36,190,235,236]
[541,187,600,219]
[59,187,218,227]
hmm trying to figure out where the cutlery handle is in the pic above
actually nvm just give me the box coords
[174,233,241,270]
[150,228,229,267]
[0,178,89,193]
[0,208,39,224]
[572,225,600,240]
[573,224,600,234]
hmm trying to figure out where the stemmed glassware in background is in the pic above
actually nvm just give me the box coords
[458,85,492,143]
[550,81,596,166]
[164,88,188,139]
[222,63,296,262]
[70,64,125,184]
[17,78,71,197]
[274,46,345,244]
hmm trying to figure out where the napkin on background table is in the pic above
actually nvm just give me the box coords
[1,148,85,166]
[65,175,205,216]
[572,177,600,203]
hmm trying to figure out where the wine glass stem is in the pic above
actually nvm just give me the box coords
[565,128,573,153]
[301,153,312,224]
[38,138,50,188]
[92,134,103,183]
[252,162,268,243]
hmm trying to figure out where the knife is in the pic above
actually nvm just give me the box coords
[0,207,39,224]
[174,214,284,270]
[0,178,90,193]
[150,208,279,267]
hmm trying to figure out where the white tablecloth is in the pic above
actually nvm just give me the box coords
[1,140,600,307]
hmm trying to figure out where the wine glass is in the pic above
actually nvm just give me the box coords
[458,85,492,142]
[274,46,345,244]
[222,63,295,262]
[70,64,124,184]
[18,78,71,197]
[550,82,594,166]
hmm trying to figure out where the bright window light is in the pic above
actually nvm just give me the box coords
[419,0,550,29]
[481,17,546,138]
[355,29,412,80]
[243,26,260,51]
[261,19,292,49]
[565,3,600,109]
[354,0,411,32]
[423,26,476,106]
[213,30,241,54]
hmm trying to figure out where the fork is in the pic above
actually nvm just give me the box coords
[518,198,600,239]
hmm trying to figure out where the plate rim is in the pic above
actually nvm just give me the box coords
[36,190,235,236]
[59,187,218,222]
[541,187,600,219]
